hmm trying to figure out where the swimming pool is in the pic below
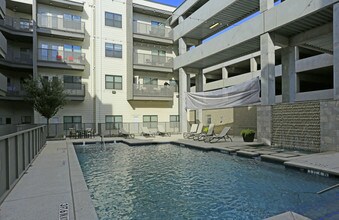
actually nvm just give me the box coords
[75,143,339,220]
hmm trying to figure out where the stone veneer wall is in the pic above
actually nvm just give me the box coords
[271,102,321,152]
[320,100,339,152]
[257,106,272,145]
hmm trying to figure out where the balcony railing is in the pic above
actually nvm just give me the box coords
[133,84,177,98]
[133,22,172,39]
[134,53,173,68]
[6,85,27,97]
[0,0,5,18]
[0,16,33,32]
[0,32,6,56]
[1,47,33,65]
[0,73,6,94]
[64,83,85,97]
[37,14,85,34]
[38,48,85,65]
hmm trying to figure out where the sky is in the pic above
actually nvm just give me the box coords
[151,0,184,7]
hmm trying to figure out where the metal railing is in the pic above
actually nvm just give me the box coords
[133,21,172,39]
[134,53,173,68]
[37,14,85,34]
[133,84,177,98]
[0,73,6,93]
[0,0,5,18]
[0,125,47,204]
[64,83,85,97]
[2,47,33,65]
[0,16,33,32]
[6,85,27,97]
[38,48,85,65]
[0,32,6,56]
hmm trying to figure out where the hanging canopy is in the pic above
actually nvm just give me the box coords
[185,77,260,110]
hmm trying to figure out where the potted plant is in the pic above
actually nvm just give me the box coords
[240,129,256,142]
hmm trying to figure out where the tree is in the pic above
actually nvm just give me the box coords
[23,76,67,137]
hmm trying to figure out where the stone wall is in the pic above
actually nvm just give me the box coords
[320,100,339,152]
[272,102,320,152]
[257,106,272,145]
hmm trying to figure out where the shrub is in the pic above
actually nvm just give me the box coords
[240,129,255,137]
[203,127,209,133]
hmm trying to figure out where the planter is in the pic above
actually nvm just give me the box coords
[242,133,255,142]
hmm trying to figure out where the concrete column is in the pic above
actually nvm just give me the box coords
[222,67,228,78]
[260,0,274,12]
[195,70,204,124]
[281,46,296,103]
[260,33,275,105]
[179,16,188,132]
[250,58,258,72]
[32,1,37,78]
[334,3,339,100]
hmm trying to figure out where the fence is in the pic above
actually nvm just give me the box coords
[0,125,47,205]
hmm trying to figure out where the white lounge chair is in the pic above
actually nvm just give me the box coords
[141,127,156,137]
[119,128,135,139]
[183,123,198,138]
[205,126,232,143]
[158,125,171,136]
[186,123,203,139]
[194,124,214,141]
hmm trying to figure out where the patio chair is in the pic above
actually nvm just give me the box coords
[85,128,94,138]
[194,124,214,141]
[141,127,156,137]
[69,128,78,139]
[157,125,171,136]
[183,123,198,138]
[205,126,232,143]
[185,123,203,139]
[119,128,135,139]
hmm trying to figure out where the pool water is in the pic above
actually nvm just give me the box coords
[75,143,339,220]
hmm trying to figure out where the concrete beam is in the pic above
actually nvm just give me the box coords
[170,0,199,25]
[290,22,333,46]
[260,0,274,12]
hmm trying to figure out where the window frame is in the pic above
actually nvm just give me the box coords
[143,115,158,129]
[63,116,82,130]
[105,12,122,28]
[105,43,122,58]
[105,115,123,130]
[105,75,122,90]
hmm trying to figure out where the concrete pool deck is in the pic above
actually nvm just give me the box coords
[0,135,338,219]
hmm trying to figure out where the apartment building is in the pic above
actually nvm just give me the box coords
[172,0,339,151]
[0,0,179,133]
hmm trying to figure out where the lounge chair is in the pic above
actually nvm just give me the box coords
[183,123,198,138]
[119,128,135,139]
[185,123,203,139]
[158,125,171,136]
[205,126,232,143]
[141,127,156,137]
[194,124,214,141]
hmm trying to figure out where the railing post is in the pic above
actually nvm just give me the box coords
[5,138,10,190]
[15,135,19,178]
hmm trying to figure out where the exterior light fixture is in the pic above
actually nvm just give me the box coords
[209,22,220,29]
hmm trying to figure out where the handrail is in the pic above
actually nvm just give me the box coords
[37,13,85,33]
[134,52,173,68]
[0,125,46,140]
[38,48,85,65]
[133,21,172,39]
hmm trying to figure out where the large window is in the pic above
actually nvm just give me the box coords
[105,12,122,28]
[170,115,180,128]
[64,116,82,130]
[143,115,158,128]
[105,75,122,90]
[105,115,123,130]
[105,43,122,58]
[64,75,82,89]
[143,77,158,85]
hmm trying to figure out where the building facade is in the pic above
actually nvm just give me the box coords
[0,0,179,134]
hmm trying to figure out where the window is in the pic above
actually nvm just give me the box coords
[143,77,158,85]
[170,115,179,128]
[105,115,123,130]
[64,76,81,89]
[207,115,212,124]
[105,12,122,28]
[143,115,158,128]
[20,18,31,30]
[105,75,122,90]
[6,118,11,125]
[21,116,32,124]
[105,43,122,58]
[64,116,82,130]
[64,14,81,30]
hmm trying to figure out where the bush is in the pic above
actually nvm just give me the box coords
[240,129,255,137]
[203,127,209,133]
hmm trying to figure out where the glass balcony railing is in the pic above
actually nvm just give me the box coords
[37,14,85,34]
[0,0,5,18]
[0,32,6,56]
[0,73,6,94]
[0,16,33,32]
[64,83,85,97]
[133,21,172,39]
[133,84,177,98]
[38,48,85,65]
[6,85,27,97]
[1,47,33,65]
[133,53,173,68]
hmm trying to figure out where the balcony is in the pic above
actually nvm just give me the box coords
[37,48,85,70]
[0,16,33,37]
[133,84,177,101]
[64,83,85,101]
[0,47,33,69]
[37,0,84,11]
[133,53,173,72]
[37,14,85,41]
[0,32,6,58]
[0,0,5,19]
[133,22,173,44]
[0,73,6,96]
[2,85,27,100]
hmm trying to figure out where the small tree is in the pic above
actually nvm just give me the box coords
[23,76,67,137]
